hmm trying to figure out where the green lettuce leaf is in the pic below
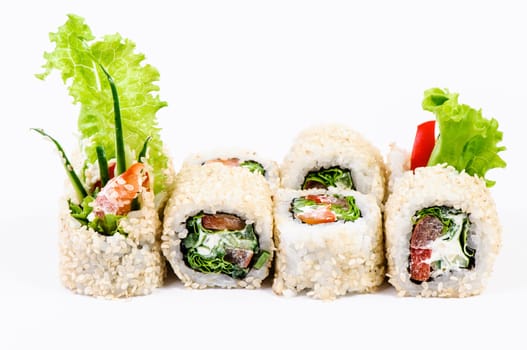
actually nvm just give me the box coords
[239,160,266,176]
[36,14,169,194]
[88,214,126,237]
[68,196,125,236]
[422,88,506,187]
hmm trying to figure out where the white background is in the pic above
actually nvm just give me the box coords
[1,1,525,349]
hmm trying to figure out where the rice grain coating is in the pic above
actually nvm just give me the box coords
[280,124,387,205]
[182,147,280,193]
[59,189,166,298]
[384,165,502,297]
[162,163,275,289]
[272,188,385,300]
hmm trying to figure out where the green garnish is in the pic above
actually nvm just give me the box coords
[96,145,110,187]
[34,14,168,237]
[89,213,126,237]
[138,136,152,163]
[68,197,94,225]
[31,128,88,201]
[239,160,266,176]
[36,14,169,194]
[422,88,506,187]
[68,197,125,236]
[253,251,271,269]
[302,167,354,190]
[34,61,135,236]
[131,136,152,211]
[99,65,126,176]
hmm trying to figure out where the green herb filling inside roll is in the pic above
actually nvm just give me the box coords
[181,212,270,279]
[290,194,361,225]
[409,206,475,283]
[302,166,354,190]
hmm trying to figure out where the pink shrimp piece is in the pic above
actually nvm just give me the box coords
[93,162,147,217]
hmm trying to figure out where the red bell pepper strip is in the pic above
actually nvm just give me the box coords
[410,120,436,170]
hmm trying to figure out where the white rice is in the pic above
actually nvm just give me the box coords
[182,147,280,194]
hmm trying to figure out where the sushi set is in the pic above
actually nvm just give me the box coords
[33,14,506,300]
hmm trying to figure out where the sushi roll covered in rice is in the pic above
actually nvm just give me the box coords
[162,164,274,289]
[280,124,387,205]
[58,169,165,297]
[272,188,384,300]
[33,15,174,298]
[385,165,501,297]
[183,147,280,192]
[385,88,506,297]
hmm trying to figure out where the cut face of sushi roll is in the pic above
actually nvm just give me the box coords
[183,148,280,192]
[181,212,270,279]
[409,206,475,283]
[280,124,386,204]
[272,188,385,300]
[162,164,275,289]
[384,165,501,297]
[290,193,361,225]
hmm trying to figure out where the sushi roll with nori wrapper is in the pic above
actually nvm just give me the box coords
[384,88,506,297]
[33,15,173,298]
[162,164,275,289]
[272,188,385,300]
[183,147,280,193]
[385,165,501,297]
[280,124,387,205]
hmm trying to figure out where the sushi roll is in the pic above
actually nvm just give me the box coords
[385,165,501,297]
[272,188,385,300]
[58,164,165,297]
[162,163,274,289]
[384,88,506,297]
[280,124,387,205]
[183,147,280,192]
[33,15,174,298]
